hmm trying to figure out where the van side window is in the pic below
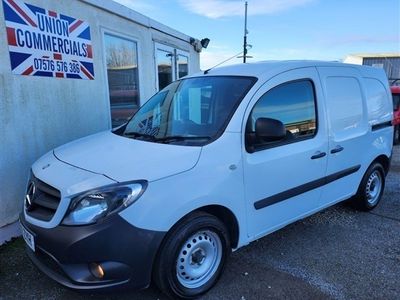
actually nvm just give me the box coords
[246,80,317,151]
[364,78,392,123]
[325,77,364,140]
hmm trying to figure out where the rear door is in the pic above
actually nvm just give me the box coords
[243,67,329,238]
[317,67,368,205]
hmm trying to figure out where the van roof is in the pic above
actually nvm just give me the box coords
[192,60,386,79]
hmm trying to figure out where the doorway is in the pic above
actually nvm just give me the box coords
[155,43,189,90]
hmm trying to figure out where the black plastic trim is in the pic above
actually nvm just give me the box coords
[254,165,361,210]
[26,174,61,221]
[330,146,344,154]
[26,249,130,290]
[20,213,165,291]
[311,152,326,159]
[371,121,392,131]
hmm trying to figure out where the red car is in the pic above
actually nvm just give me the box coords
[391,86,400,144]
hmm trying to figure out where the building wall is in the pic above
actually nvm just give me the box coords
[362,57,400,80]
[0,0,199,230]
[344,54,400,80]
[343,55,363,65]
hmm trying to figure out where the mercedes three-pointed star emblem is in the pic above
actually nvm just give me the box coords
[25,182,36,211]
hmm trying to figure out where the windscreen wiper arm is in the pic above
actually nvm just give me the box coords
[155,135,212,143]
[124,131,156,140]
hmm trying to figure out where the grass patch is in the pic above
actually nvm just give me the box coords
[0,237,25,254]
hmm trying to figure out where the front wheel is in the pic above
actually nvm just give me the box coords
[153,212,230,299]
[351,162,385,211]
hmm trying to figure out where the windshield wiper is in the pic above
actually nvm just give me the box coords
[124,132,212,143]
[155,135,212,143]
[124,131,156,140]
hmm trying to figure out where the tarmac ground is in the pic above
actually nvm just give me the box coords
[0,145,399,300]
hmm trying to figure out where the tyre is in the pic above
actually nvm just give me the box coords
[153,211,230,299]
[394,125,400,145]
[351,162,385,211]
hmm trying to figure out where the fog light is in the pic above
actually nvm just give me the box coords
[89,262,104,279]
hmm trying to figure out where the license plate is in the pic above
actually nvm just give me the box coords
[20,222,35,252]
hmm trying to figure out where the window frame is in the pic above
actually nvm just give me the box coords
[176,49,190,79]
[245,78,319,153]
[101,28,142,129]
[154,42,190,91]
[118,75,258,146]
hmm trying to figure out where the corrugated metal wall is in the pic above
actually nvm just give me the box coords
[363,57,400,80]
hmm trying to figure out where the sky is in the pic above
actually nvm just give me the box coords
[113,0,400,70]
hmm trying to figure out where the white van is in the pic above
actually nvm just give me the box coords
[20,61,393,299]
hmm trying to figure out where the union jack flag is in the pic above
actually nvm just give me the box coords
[2,0,94,79]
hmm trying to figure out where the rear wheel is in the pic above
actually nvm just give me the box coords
[351,162,385,211]
[153,212,230,299]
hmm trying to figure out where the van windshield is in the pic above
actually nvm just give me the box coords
[119,76,256,145]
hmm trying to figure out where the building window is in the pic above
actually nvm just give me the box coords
[156,48,173,90]
[177,54,189,79]
[104,33,140,128]
[155,43,190,91]
[246,80,317,150]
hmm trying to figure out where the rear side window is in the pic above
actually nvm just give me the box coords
[246,80,317,151]
[325,77,364,140]
[364,78,392,123]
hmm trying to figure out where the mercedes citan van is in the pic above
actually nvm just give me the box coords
[20,61,393,299]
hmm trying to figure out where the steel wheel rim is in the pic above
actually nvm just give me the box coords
[366,170,382,205]
[176,230,222,289]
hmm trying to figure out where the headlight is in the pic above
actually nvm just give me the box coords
[62,181,147,225]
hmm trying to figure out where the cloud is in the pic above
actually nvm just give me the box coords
[179,0,316,19]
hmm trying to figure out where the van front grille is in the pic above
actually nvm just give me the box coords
[25,174,61,221]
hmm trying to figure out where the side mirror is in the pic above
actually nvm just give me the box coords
[255,118,286,141]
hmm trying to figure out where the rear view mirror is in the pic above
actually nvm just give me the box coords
[255,118,286,141]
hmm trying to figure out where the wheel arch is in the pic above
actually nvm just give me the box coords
[159,204,240,251]
[194,205,240,249]
[372,154,391,175]
[356,154,390,191]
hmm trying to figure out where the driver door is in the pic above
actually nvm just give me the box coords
[243,68,328,239]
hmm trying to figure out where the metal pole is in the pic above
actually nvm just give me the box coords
[243,1,248,63]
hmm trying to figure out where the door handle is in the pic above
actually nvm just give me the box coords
[330,145,344,154]
[311,151,326,159]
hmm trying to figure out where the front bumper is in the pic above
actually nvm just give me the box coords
[20,213,165,291]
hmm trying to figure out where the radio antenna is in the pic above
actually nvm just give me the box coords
[243,1,249,63]
[203,50,246,74]
[203,2,252,74]
[237,2,252,62]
